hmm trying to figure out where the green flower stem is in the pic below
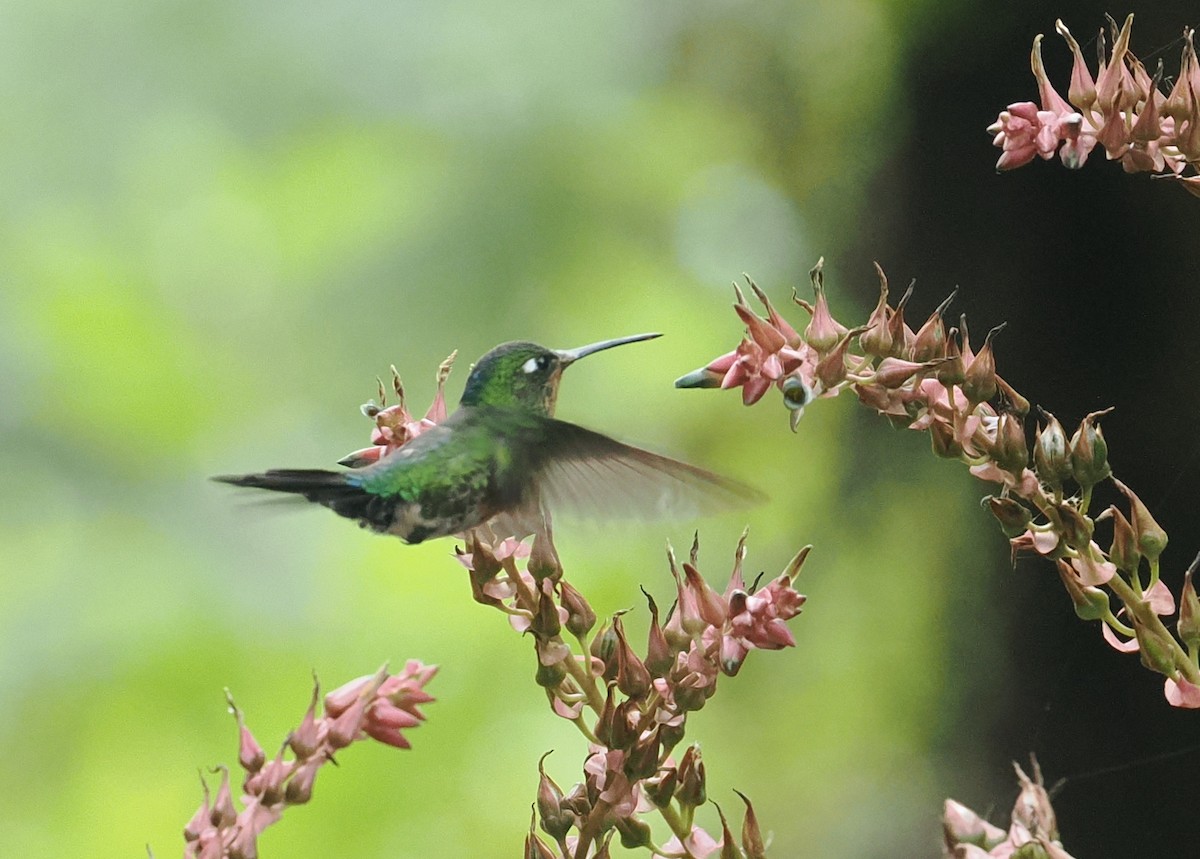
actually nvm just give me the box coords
[658,801,693,843]
[570,712,601,745]
[562,648,605,715]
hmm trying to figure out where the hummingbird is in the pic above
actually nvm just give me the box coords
[215,334,761,544]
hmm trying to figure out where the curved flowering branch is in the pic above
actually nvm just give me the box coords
[677,260,1200,709]
[987,15,1200,197]
[183,662,436,859]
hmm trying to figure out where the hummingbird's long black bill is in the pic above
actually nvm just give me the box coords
[555,332,661,366]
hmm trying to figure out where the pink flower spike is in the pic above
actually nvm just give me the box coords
[1165,676,1200,708]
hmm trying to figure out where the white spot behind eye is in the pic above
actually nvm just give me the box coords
[522,357,540,374]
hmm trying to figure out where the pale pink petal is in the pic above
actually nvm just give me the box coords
[1164,676,1200,708]
[1101,622,1140,653]
[1070,551,1116,586]
[1144,579,1176,616]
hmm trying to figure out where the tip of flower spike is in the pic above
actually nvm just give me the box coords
[674,367,723,389]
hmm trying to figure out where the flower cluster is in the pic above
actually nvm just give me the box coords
[184,662,436,859]
[943,760,1074,859]
[457,527,807,858]
[987,15,1200,196]
[338,351,457,467]
[678,262,1200,709]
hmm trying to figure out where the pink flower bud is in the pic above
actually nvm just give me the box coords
[642,588,673,677]
[682,563,728,629]
[288,684,322,761]
[284,759,320,805]
[209,766,237,829]
[676,745,706,809]
[962,323,1004,405]
[183,784,211,842]
[363,722,413,749]
[734,789,765,859]
[255,752,292,806]
[559,579,596,637]
[613,615,652,700]
[326,696,367,749]
[859,263,894,359]
[747,276,802,346]
[802,258,848,353]
[323,675,372,719]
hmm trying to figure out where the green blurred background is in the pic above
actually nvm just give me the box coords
[3,1,1197,857]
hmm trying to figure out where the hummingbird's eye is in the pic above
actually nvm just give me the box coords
[522,355,552,375]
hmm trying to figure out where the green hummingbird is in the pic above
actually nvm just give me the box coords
[215,334,761,543]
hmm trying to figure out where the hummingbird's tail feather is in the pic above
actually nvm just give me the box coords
[213,469,391,528]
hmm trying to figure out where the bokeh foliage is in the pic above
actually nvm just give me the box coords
[0,1,1005,856]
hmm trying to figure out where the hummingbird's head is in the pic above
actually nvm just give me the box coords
[459,333,661,414]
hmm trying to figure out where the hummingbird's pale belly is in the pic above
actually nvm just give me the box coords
[384,500,486,544]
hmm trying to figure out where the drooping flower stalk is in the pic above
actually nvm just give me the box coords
[183,662,436,859]
[986,15,1200,197]
[677,260,1200,710]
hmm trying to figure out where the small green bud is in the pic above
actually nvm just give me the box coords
[1069,409,1113,488]
[1135,620,1178,677]
[1033,410,1072,488]
[615,816,653,849]
[992,412,1029,476]
[1106,505,1141,573]
[1114,478,1168,563]
[1056,560,1110,621]
[535,660,567,688]
[1178,557,1200,649]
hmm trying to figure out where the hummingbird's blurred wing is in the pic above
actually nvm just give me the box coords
[531,419,765,521]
